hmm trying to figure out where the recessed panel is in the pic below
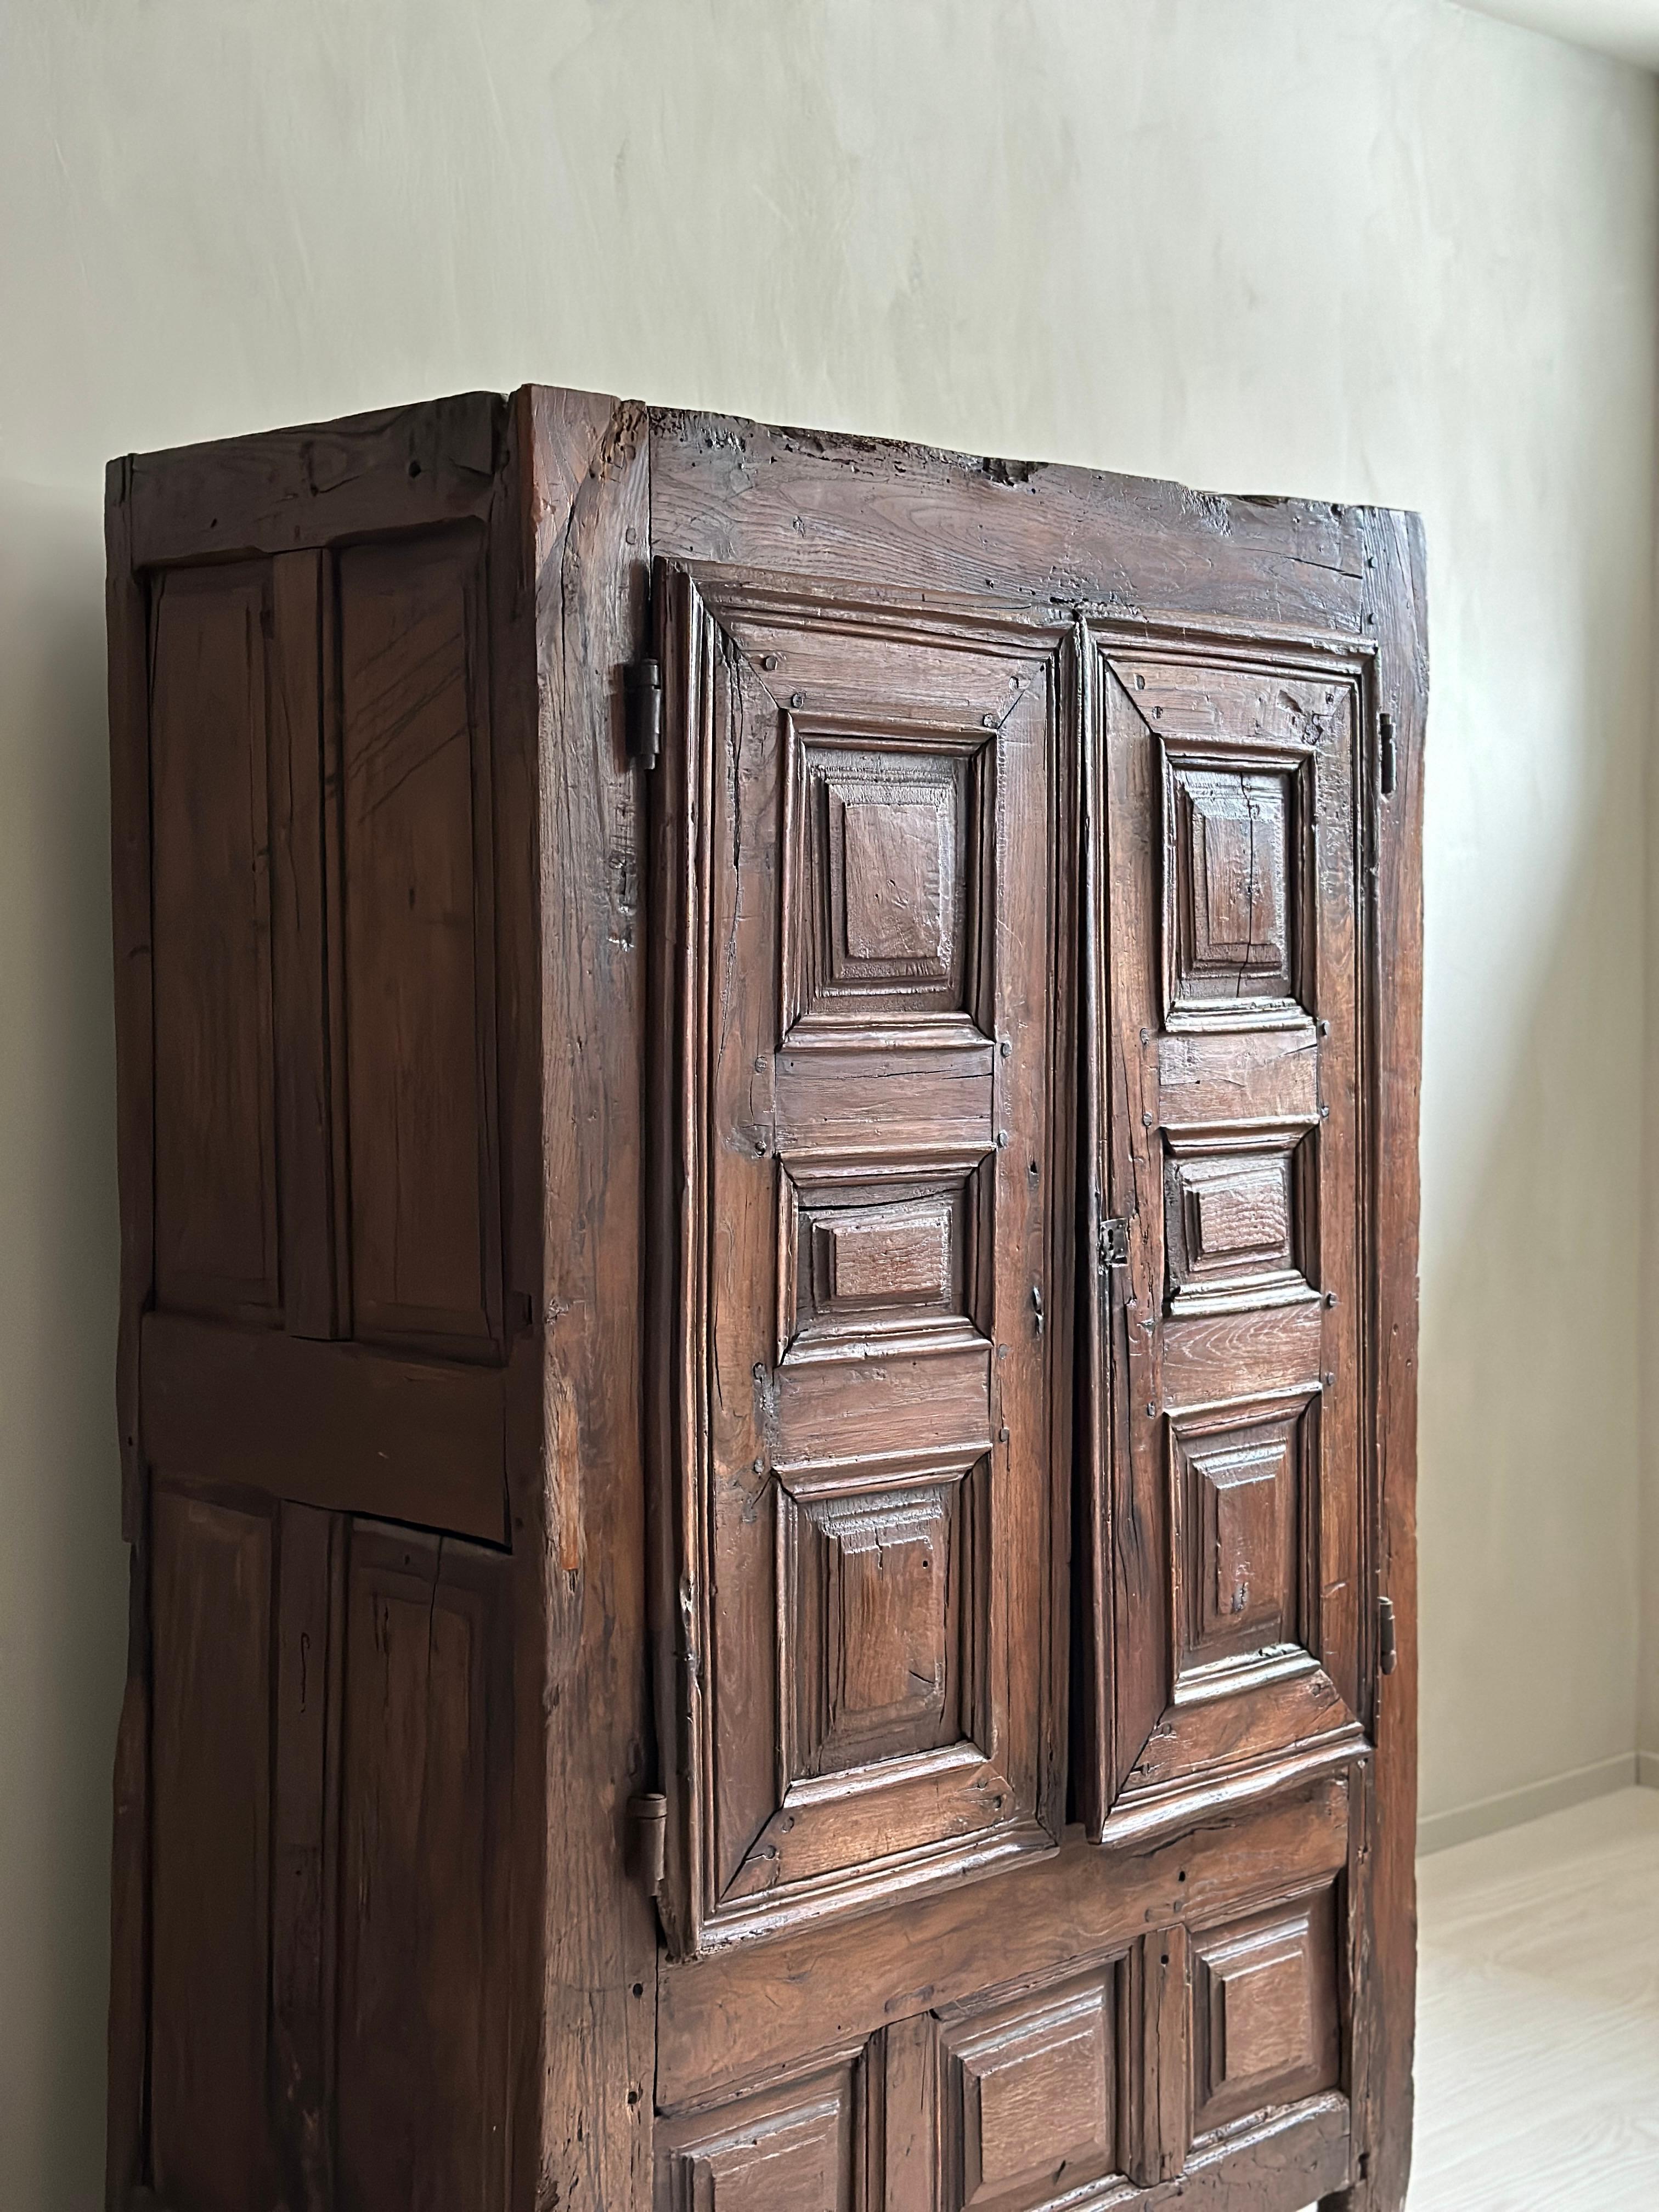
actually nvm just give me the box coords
[1163,754,1306,1022]
[1171,1398,1308,1680]
[338,536,496,1348]
[782,1161,989,1355]
[1164,1133,1313,1312]
[659,2064,857,2212]
[1190,1889,1340,2138]
[788,738,988,1030]
[940,1971,1120,2210]
[782,1471,976,1780]
[150,566,280,1321]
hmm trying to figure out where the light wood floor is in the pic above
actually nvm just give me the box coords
[1406,1787,1659,2208]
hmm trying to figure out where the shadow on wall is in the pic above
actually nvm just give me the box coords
[0,481,126,2211]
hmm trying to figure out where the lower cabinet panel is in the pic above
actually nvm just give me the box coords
[142,1496,512,2212]
[656,1783,1354,2212]
[335,1525,508,2212]
[938,1970,1120,2209]
[656,2062,864,2211]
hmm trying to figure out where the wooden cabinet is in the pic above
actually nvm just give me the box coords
[105,391,1424,2212]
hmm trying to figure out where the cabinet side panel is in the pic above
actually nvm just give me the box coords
[337,535,499,1351]
[148,1489,278,2211]
[150,564,281,1322]
[335,1525,507,2212]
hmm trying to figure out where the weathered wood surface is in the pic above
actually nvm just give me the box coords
[127,392,503,568]
[528,385,660,2211]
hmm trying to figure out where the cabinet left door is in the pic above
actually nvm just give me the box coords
[106,397,537,2212]
[645,561,1080,1959]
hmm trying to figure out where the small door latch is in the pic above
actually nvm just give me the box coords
[1099,1215,1130,1269]
[1378,1595,1398,1678]
[1379,711,1397,799]
[626,657,663,769]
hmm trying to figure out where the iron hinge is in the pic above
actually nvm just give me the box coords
[1378,1595,1398,1677]
[1378,711,1397,799]
[627,1791,667,1896]
[626,657,663,769]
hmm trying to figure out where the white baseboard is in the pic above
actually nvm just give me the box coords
[1639,1750,1659,1790]
[1418,1752,1639,1857]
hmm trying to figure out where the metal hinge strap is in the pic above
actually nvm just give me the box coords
[1378,1594,1398,1677]
[627,1791,667,1896]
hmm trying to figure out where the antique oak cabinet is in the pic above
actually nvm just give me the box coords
[104,390,1424,2212]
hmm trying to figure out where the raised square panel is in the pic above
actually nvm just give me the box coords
[1164,1134,1312,1313]
[841,791,951,968]
[825,1200,950,1306]
[1190,1891,1340,2138]
[787,738,989,1030]
[659,2066,856,2212]
[940,1972,1120,2210]
[1165,757,1302,1019]
[1193,1160,1285,1259]
[781,1161,990,1357]
[1171,1398,1309,1680]
[782,1473,977,1780]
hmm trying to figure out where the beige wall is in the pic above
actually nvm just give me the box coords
[4,0,1656,2198]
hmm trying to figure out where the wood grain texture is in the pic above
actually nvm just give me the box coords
[148,562,281,1322]
[148,1489,279,2210]
[270,1503,342,2212]
[138,1310,512,1542]
[647,414,1365,634]
[658,1775,1350,2110]
[335,1525,509,2212]
[128,392,504,567]
[648,565,1074,1954]
[529,385,661,2212]
[269,550,337,1340]
[1322,505,1426,2212]
[337,531,501,1352]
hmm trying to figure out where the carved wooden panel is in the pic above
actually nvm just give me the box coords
[651,569,1073,1955]
[783,1472,973,1780]
[1165,763,1296,1018]
[782,1159,989,1356]
[1189,1887,1341,2140]
[939,1971,1120,2210]
[1172,1393,1312,1683]
[788,742,983,1026]
[1163,1132,1311,1313]
[149,565,281,1322]
[337,536,500,1352]
[1088,640,1369,1826]
[656,2062,861,2212]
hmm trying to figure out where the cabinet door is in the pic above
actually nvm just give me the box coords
[647,565,1076,1955]
[1080,625,1373,1829]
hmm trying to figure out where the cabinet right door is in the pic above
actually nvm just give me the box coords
[1082,622,1373,1829]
